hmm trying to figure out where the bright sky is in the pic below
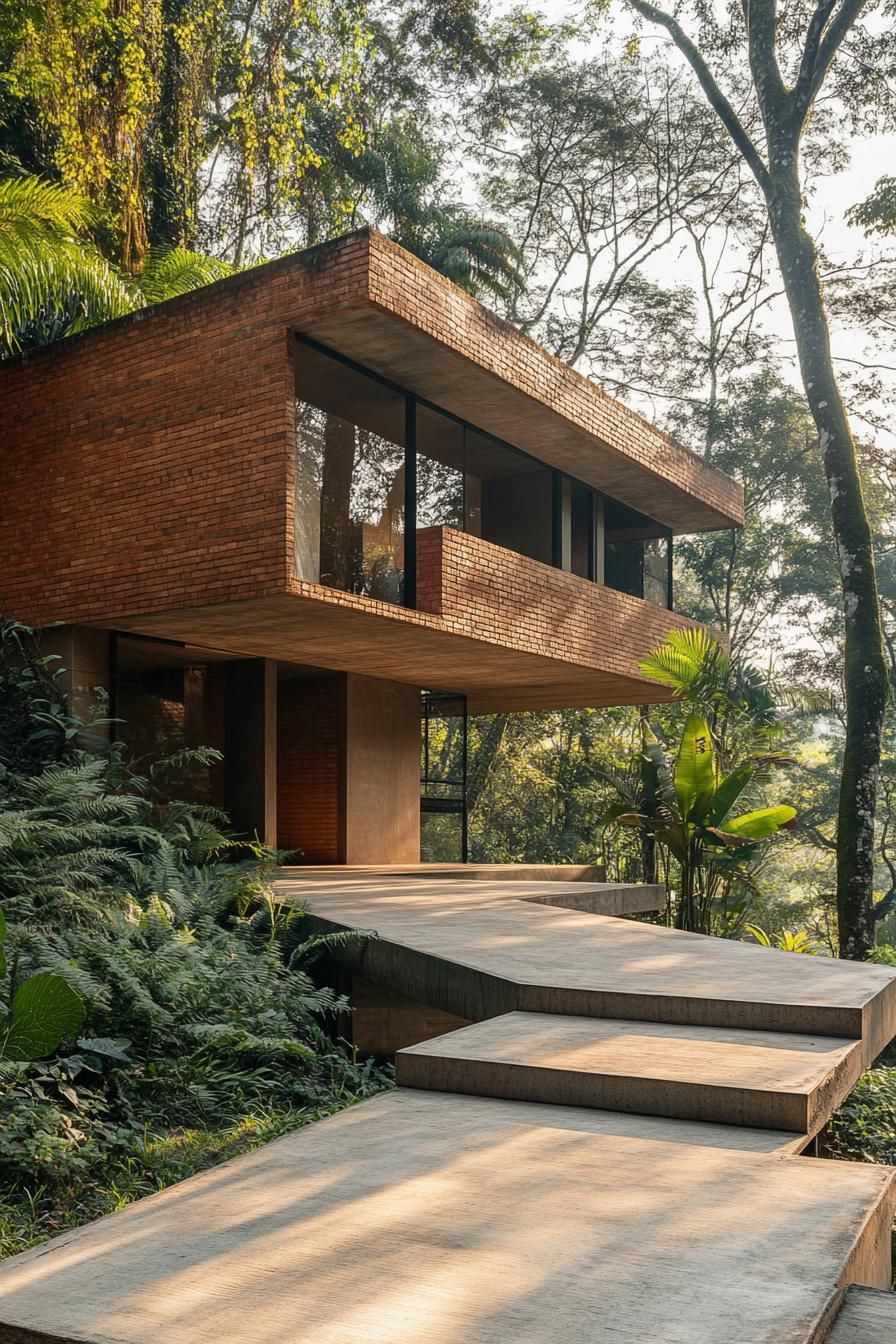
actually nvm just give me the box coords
[480,1,896,442]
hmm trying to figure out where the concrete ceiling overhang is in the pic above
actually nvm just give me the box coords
[296,234,744,536]
[101,592,679,715]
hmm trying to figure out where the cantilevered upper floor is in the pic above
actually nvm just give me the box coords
[0,229,743,710]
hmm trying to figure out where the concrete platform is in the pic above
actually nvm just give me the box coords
[396,1012,864,1136]
[0,1089,891,1344]
[279,863,612,883]
[827,1286,896,1341]
[276,878,896,1062]
[278,871,665,916]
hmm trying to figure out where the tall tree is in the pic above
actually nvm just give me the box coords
[622,0,892,959]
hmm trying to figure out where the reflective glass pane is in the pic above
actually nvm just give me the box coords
[466,426,553,565]
[295,345,405,604]
[644,537,670,607]
[415,404,464,531]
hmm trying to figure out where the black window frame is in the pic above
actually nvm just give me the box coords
[294,333,673,610]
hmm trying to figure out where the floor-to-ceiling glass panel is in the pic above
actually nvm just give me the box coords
[420,691,468,863]
[415,404,465,531]
[643,536,670,608]
[569,480,594,579]
[603,498,671,607]
[465,427,553,565]
[295,344,406,604]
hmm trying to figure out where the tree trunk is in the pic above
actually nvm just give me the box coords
[766,152,888,959]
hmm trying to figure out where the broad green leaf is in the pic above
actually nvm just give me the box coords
[76,1036,132,1063]
[1,973,84,1062]
[674,712,715,820]
[706,762,755,827]
[719,805,797,840]
[0,906,5,979]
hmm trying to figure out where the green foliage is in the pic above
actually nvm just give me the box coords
[606,636,797,933]
[826,1066,896,1166]
[0,621,390,1259]
[0,175,132,354]
[743,924,817,954]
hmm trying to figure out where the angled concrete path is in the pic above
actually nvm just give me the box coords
[277,877,896,1061]
[2,873,895,1343]
[396,1011,864,1136]
[0,1090,891,1344]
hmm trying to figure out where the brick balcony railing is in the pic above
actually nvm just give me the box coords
[415,526,700,679]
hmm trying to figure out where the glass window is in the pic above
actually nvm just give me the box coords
[415,404,465,531]
[569,481,594,579]
[644,537,670,608]
[603,498,671,607]
[466,426,553,566]
[295,346,406,604]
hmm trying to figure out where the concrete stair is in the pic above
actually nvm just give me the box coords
[1,876,895,1343]
[0,1090,892,1344]
[827,1286,896,1341]
[396,1011,864,1138]
[286,877,896,1058]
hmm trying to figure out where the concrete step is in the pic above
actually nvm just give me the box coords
[827,1286,896,1341]
[280,878,896,1058]
[396,1011,864,1136]
[0,1090,891,1344]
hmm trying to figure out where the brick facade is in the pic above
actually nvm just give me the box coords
[0,227,740,638]
[277,676,341,862]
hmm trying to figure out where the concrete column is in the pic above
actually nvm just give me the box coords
[37,625,112,737]
[224,658,277,847]
[341,674,420,865]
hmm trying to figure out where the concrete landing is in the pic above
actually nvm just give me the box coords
[277,878,896,1060]
[828,1286,896,1341]
[0,1090,891,1344]
[396,1012,864,1136]
[278,871,665,916]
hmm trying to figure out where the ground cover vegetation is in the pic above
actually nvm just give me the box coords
[0,621,388,1257]
[1,0,896,1228]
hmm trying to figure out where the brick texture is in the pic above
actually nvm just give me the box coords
[414,526,703,679]
[0,232,371,628]
[277,675,341,861]
[0,227,739,694]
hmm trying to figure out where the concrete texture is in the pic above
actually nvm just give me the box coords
[397,1012,864,1136]
[827,1286,896,1341]
[277,878,896,1062]
[0,1089,890,1344]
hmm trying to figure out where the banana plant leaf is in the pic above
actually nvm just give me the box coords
[705,761,755,827]
[673,712,715,821]
[706,804,796,843]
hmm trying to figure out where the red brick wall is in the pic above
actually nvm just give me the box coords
[415,526,706,677]
[0,233,371,629]
[277,675,341,862]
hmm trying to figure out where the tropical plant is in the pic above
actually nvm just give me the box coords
[606,711,796,932]
[0,175,131,355]
[0,909,84,1062]
[0,175,234,356]
[639,628,784,764]
[0,621,390,1258]
[744,924,817,954]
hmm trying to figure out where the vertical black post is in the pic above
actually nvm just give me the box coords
[461,694,469,864]
[404,396,417,608]
[667,532,674,611]
[551,472,563,570]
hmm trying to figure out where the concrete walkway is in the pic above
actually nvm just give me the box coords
[1,873,895,1343]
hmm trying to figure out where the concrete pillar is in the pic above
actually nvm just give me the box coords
[37,625,112,736]
[341,674,420,865]
[224,659,277,847]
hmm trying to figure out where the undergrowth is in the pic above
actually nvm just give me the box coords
[0,619,391,1260]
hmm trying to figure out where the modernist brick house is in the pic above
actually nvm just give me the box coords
[0,229,743,865]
